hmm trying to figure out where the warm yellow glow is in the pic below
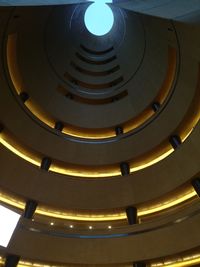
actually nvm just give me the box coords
[25,101,55,128]
[0,186,197,222]
[36,187,197,221]
[36,207,126,221]
[49,164,120,178]
[151,253,200,267]
[130,148,174,173]
[7,35,177,141]
[7,34,22,94]
[0,257,4,265]
[0,191,25,210]
[138,189,197,217]
[2,253,200,267]
[181,128,194,142]
[18,261,59,267]
[0,133,41,167]
[62,127,115,139]
[157,47,177,104]
[0,131,177,178]
[0,127,196,180]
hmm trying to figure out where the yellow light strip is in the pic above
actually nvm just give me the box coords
[0,257,4,265]
[0,129,172,178]
[0,116,198,180]
[7,34,22,94]
[0,185,197,222]
[49,164,121,178]
[0,191,25,210]
[62,127,115,139]
[2,253,200,267]
[130,148,174,173]
[36,188,197,221]
[18,262,60,267]
[25,101,55,129]
[151,253,200,267]
[0,133,41,167]
[138,189,197,217]
[7,35,177,140]
[3,253,200,267]
[36,208,126,222]
[5,36,199,178]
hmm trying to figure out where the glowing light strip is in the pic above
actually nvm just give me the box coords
[0,134,41,167]
[0,192,25,210]
[4,34,197,177]
[49,164,120,178]
[36,208,126,221]
[0,257,4,265]
[2,254,200,267]
[0,130,194,178]
[62,127,115,139]
[0,187,197,222]
[130,148,174,172]
[7,34,22,94]
[7,35,177,140]
[138,189,197,217]
[18,262,59,267]
[0,129,174,178]
[151,253,200,267]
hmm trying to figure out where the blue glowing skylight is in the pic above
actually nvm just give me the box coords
[84,0,114,36]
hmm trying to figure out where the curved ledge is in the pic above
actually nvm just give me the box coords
[2,249,200,267]
[57,85,128,105]
[0,98,198,178]
[6,33,177,141]
[70,61,120,77]
[80,44,114,55]
[76,52,117,65]
[64,72,124,89]
[0,183,197,223]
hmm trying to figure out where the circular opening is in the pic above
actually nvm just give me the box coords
[84,2,114,36]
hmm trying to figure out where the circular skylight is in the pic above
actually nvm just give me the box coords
[84,2,114,36]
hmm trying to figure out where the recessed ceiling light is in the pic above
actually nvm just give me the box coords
[0,205,20,247]
[69,225,74,228]
[50,222,54,226]
[108,225,112,229]
[89,226,93,229]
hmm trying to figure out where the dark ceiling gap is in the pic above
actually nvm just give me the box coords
[57,85,128,105]
[80,44,114,55]
[76,52,117,65]
[70,61,120,77]
[64,72,124,89]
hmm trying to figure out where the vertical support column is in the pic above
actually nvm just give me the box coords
[120,162,130,176]
[169,135,182,149]
[126,206,137,225]
[115,126,123,136]
[191,178,200,197]
[19,92,29,103]
[152,102,160,112]
[54,121,64,132]
[41,157,52,171]
[5,255,20,267]
[24,200,38,219]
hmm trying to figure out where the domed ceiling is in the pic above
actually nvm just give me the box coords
[0,0,200,267]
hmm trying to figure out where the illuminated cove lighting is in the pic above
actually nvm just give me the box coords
[0,205,20,247]
[84,0,114,36]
